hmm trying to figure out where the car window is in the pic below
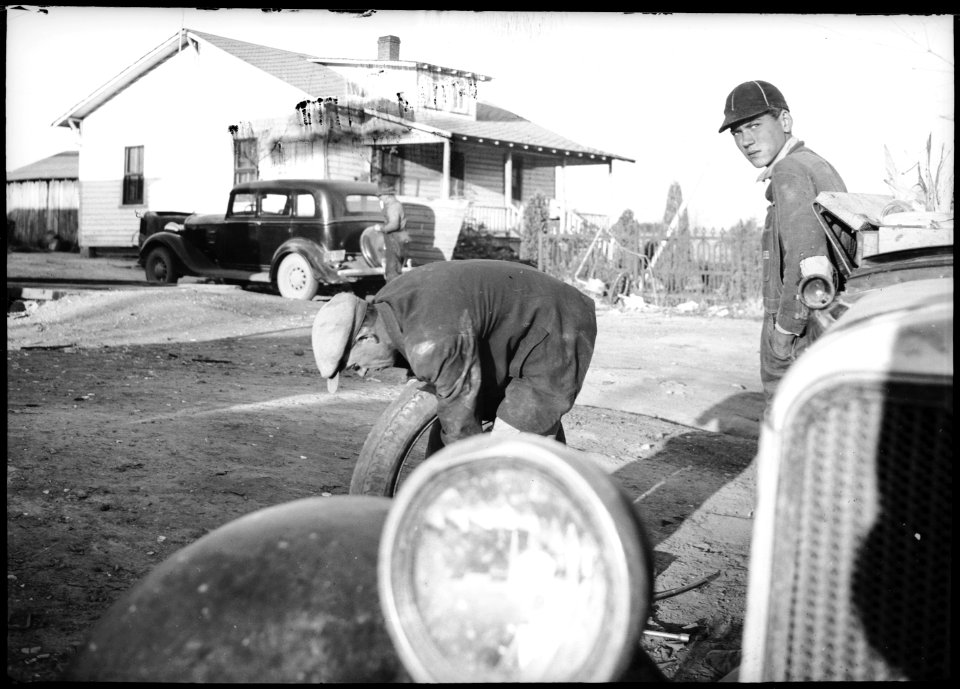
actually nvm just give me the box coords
[345,194,382,214]
[260,192,292,216]
[230,192,257,216]
[295,193,317,218]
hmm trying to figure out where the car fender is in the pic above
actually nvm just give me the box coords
[139,233,216,276]
[271,238,343,285]
[65,496,408,683]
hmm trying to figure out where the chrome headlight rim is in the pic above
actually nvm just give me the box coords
[377,433,651,683]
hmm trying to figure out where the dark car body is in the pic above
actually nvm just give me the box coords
[137,180,387,298]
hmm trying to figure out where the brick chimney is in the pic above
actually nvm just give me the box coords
[377,35,400,61]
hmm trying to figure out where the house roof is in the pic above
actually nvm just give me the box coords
[189,30,350,96]
[6,151,79,181]
[308,56,492,83]
[51,29,632,164]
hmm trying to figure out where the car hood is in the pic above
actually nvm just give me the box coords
[833,276,953,335]
[184,213,224,227]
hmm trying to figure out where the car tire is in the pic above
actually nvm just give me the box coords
[349,381,443,497]
[144,246,179,284]
[349,380,564,497]
[276,253,319,300]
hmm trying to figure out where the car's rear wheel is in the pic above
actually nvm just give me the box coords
[276,253,319,300]
[144,246,179,284]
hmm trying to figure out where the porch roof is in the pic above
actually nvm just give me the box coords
[416,110,634,164]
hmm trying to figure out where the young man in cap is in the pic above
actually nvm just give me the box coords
[719,80,846,407]
[373,184,408,282]
[311,259,597,447]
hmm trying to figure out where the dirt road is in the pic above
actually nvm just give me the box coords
[7,252,763,682]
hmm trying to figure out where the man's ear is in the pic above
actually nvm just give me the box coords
[779,110,793,134]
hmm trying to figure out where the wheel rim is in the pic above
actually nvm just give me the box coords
[389,420,438,496]
[388,418,496,496]
[152,256,169,282]
[287,265,307,293]
[280,255,313,297]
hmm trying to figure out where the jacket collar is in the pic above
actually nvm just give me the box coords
[757,136,801,182]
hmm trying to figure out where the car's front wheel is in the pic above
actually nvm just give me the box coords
[144,246,179,284]
[276,253,319,300]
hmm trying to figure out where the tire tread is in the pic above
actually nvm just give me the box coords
[349,382,438,496]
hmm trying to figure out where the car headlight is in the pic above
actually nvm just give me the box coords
[799,273,837,309]
[377,433,652,683]
[798,257,837,309]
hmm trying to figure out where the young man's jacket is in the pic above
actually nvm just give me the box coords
[762,140,846,335]
[372,259,597,445]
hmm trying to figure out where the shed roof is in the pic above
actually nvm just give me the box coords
[6,151,79,181]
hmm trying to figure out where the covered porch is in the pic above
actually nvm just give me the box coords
[362,107,632,237]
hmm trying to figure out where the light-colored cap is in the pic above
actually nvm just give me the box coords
[311,292,367,393]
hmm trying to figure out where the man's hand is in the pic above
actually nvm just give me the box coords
[771,327,796,360]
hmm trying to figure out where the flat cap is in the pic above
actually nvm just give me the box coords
[311,292,367,393]
[719,80,789,133]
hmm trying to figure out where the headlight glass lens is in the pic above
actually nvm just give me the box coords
[379,434,651,684]
[800,275,835,309]
[408,465,608,681]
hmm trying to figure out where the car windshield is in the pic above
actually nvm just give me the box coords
[345,194,381,214]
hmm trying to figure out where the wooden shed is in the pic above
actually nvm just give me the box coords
[6,151,80,251]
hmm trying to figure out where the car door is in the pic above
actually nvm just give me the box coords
[255,191,296,269]
[214,191,259,270]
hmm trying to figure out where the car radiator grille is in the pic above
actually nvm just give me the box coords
[764,381,952,681]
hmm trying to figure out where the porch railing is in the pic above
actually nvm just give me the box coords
[462,203,613,238]
[462,204,523,237]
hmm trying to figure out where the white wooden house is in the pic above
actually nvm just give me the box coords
[52,30,632,254]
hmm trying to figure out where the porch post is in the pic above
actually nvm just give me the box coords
[558,159,567,233]
[504,151,513,206]
[441,139,451,200]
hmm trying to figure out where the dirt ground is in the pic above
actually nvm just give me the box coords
[7,251,764,682]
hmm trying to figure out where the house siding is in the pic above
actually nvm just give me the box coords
[400,145,443,199]
[521,156,556,201]
[461,143,505,205]
[325,140,370,182]
[79,180,141,247]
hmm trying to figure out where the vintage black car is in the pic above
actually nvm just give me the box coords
[137,180,390,300]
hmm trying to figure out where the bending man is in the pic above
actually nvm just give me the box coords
[311,259,597,446]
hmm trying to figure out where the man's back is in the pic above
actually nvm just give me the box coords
[374,259,594,339]
[373,259,597,436]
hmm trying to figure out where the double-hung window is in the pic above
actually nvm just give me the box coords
[122,145,144,205]
[234,138,259,185]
